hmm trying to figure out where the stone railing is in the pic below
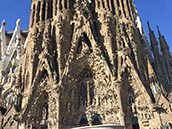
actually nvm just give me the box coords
[72,124,124,129]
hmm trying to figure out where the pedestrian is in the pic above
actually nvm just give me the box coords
[164,122,168,129]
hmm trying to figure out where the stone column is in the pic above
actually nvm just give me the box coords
[87,81,90,106]
[123,0,129,18]
[116,81,125,127]
[104,0,109,10]
[118,0,125,17]
[114,0,119,16]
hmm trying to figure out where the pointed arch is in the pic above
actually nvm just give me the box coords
[32,58,55,87]
[79,114,89,126]
[92,114,102,125]
[76,33,93,54]
[79,69,94,107]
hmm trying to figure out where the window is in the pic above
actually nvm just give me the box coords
[42,2,46,21]
[111,0,115,14]
[128,95,135,113]
[12,66,17,73]
[36,1,41,22]
[79,70,94,107]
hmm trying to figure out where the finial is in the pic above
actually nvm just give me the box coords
[157,25,162,37]
[1,19,6,26]
[147,21,152,32]
[16,19,21,26]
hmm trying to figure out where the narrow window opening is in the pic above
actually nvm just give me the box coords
[119,10,121,16]
[59,1,62,10]
[80,82,87,106]
[117,0,120,7]
[132,117,140,129]
[106,0,110,10]
[65,0,67,9]
[36,1,41,23]
[47,2,53,19]
[50,1,53,18]
[77,39,82,54]
[55,0,57,15]
[111,0,116,14]
[71,0,75,9]
[79,69,94,107]
[40,103,48,127]
[97,1,100,8]
[102,0,105,8]
[42,2,46,21]
[83,33,92,52]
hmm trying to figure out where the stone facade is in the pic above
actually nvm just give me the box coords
[0,0,172,129]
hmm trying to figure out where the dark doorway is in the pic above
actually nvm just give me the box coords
[41,125,48,129]
[0,106,7,115]
[92,114,101,125]
[132,117,140,129]
[79,114,89,126]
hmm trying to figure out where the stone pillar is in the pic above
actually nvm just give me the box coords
[55,92,60,129]
[45,1,48,20]
[116,81,125,127]
[123,0,129,18]
[53,0,57,16]
[104,0,109,10]
[87,81,90,106]
[114,0,119,16]
[118,0,125,17]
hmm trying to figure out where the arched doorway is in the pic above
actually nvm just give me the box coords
[79,114,89,126]
[92,114,101,125]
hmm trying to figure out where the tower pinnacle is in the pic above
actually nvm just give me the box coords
[157,26,169,51]
[0,19,7,56]
[157,26,162,37]
[1,20,6,26]
[147,21,152,32]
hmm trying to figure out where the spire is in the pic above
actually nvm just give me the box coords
[157,26,170,51]
[157,26,162,37]
[147,21,158,46]
[6,19,22,55]
[0,20,7,57]
[147,21,152,32]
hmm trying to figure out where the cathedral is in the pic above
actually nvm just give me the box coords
[0,0,172,129]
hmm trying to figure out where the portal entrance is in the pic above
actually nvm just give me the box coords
[79,114,89,126]
[132,117,139,129]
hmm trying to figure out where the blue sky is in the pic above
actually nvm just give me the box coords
[0,0,171,52]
